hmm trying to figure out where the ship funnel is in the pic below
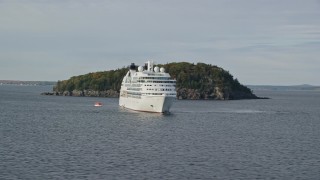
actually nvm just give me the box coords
[130,63,136,70]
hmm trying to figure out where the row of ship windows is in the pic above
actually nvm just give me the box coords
[138,77,170,80]
[160,84,175,87]
[127,87,175,91]
[126,93,176,97]
[137,80,176,83]
[142,93,176,96]
[146,89,174,91]
[143,74,167,76]
[144,84,175,87]
[123,82,175,87]
[123,81,175,84]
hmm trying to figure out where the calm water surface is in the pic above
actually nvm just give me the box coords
[1,85,320,179]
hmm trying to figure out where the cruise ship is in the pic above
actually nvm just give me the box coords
[119,61,176,113]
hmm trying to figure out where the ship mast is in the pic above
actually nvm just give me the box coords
[146,60,154,72]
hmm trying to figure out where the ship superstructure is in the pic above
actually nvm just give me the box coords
[119,61,176,113]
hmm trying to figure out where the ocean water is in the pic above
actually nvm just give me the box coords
[1,85,320,179]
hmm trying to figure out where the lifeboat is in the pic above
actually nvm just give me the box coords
[94,102,103,107]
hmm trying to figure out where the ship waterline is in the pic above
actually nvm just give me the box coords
[119,95,175,113]
[119,61,176,113]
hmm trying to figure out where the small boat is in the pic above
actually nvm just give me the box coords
[94,102,103,107]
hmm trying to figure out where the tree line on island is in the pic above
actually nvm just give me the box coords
[51,62,261,100]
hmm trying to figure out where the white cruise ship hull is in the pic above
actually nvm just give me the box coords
[119,95,175,113]
[119,61,176,113]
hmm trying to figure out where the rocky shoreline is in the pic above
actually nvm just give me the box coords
[41,88,267,100]
[176,87,262,100]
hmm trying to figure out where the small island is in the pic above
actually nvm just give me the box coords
[43,62,265,100]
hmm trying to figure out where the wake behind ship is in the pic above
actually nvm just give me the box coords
[119,61,176,113]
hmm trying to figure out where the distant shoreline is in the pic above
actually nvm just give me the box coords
[248,85,320,91]
[0,80,56,86]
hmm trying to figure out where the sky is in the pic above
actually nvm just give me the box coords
[0,0,320,85]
